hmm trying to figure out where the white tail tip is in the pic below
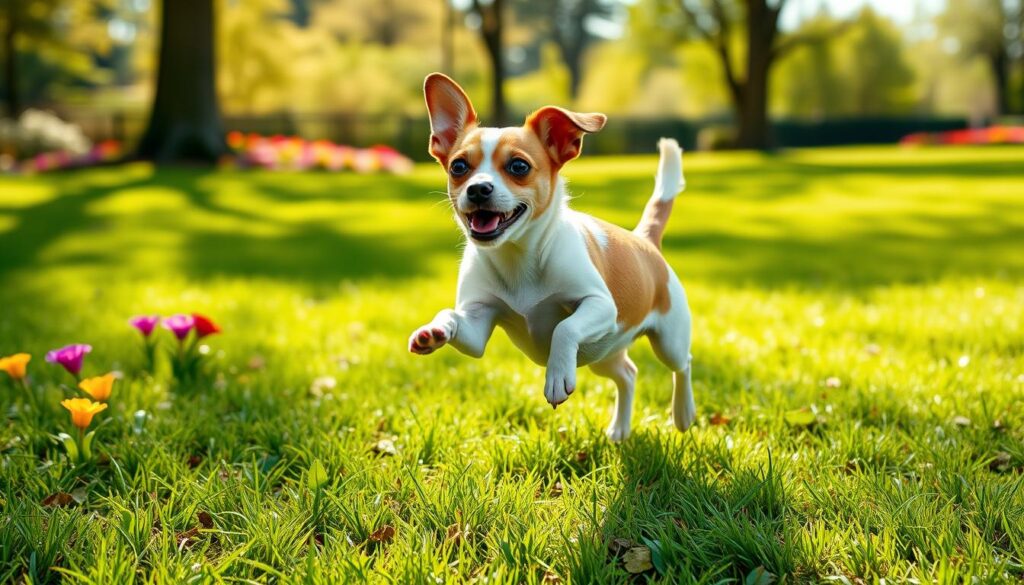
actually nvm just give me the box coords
[654,138,685,202]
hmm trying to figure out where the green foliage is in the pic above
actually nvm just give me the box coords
[0,147,1023,581]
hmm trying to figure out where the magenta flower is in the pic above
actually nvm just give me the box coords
[163,314,195,340]
[45,344,92,376]
[129,315,161,337]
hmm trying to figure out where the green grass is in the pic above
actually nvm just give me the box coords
[1,145,1023,583]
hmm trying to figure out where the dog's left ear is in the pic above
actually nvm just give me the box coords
[424,73,477,163]
[527,107,606,167]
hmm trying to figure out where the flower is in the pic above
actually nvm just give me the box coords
[163,314,195,340]
[0,353,31,380]
[192,313,221,338]
[61,398,107,430]
[79,373,115,401]
[129,315,161,337]
[45,344,92,376]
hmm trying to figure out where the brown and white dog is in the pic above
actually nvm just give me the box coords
[409,73,694,441]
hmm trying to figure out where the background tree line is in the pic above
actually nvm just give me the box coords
[1,0,1022,160]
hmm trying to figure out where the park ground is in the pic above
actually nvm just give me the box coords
[0,146,1023,583]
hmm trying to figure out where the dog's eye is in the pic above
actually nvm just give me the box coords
[507,158,531,177]
[449,159,470,177]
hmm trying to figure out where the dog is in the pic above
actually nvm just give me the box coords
[408,73,694,441]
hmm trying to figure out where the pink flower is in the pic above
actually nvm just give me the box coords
[45,344,92,376]
[129,315,161,337]
[163,314,195,340]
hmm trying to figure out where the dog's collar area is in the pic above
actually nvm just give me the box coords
[467,203,528,241]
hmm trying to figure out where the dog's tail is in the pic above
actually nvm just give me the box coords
[634,138,685,249]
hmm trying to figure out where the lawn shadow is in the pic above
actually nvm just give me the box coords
[578,431,797,581]
[0,166,459,285]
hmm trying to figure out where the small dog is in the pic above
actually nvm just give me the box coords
[409,73,694,441]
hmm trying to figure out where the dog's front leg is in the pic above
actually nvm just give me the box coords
[409,302,497,358]
[545,295,617,407]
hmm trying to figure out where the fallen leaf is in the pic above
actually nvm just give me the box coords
[745,566,777,585]
[446,523,465,544]
[369,524,395,544]
[197,511,214,529]
[608,537,632,557]
[42,492,75,507]
[372,439,397,456]
[709,412,732,426]
[542,570,562,583]
[952,415,972,428]
[990,452,1012,473]
[176,527,200,548]
[784,409,817,428]
[71,487,88,504]
[622,546,653,574]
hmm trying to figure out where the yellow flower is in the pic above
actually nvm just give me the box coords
[0,353,31,380]
[61,398,108,430]
[79,373,115,401]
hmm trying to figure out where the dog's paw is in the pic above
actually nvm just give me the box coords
[605,422,631,443]
[409,325,449,355]
[544,366,576,408]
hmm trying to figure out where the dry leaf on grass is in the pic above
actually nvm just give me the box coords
[197,511,214,529]
[622,546,653,574]
[42,492,75,507]
[607,537,632,557]
[370,524,395,544]
[709,412,732,426]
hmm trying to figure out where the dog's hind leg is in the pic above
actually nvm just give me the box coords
[648,276,696,432]
[590,350,638,442]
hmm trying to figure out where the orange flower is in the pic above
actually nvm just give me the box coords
[61,398,108,430]
[79,373,115,401]
[0,353,31,380]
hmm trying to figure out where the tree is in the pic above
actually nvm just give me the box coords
[468,0,507,125]
[661,0,845,149]
[136,0,227,164]
[939,0,1024,116]
[0,0,109,118]
[547,0,618,99]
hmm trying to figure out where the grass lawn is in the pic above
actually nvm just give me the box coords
[1,145,1023,583]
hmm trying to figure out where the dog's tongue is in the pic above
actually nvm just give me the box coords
[470,212,501,233]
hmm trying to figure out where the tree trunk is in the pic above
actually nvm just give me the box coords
[733,1,776,150]
[136,0,227,164]
[2,7,20,119]
[989,49,1010,117]
[477,0,506,125]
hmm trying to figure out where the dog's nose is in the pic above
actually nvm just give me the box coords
[466,182,494,204]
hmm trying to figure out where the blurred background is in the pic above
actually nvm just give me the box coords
[1,0,1022,164]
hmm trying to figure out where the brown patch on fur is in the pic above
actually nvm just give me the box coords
[494,128,558,218]
[582,218,671,328]
[634,198,674,249]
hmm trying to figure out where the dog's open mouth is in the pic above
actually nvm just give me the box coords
[466,203,528,241]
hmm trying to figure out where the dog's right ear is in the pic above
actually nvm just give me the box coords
[424,73,477,163]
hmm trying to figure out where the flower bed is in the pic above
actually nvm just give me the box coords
[225,132,414,174]
[900,125,1024,146]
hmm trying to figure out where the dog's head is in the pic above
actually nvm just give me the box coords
[424,73,606,248]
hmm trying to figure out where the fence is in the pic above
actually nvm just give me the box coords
[60,108,969,161]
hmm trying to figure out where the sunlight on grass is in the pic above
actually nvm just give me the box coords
[0,146,1022,582]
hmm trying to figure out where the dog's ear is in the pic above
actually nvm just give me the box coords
[526,107,606,167]
[424,73,477,163]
